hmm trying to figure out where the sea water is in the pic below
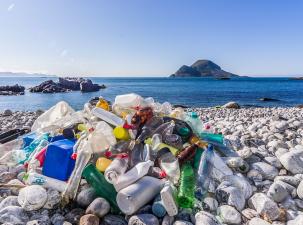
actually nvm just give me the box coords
[0,76,303,111]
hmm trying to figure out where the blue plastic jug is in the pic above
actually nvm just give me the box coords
[42,139,76,181]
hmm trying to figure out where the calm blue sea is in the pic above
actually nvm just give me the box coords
[0,76,303,111]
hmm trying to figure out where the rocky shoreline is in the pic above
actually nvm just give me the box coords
[1,106,303,224]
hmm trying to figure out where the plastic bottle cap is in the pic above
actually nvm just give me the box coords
[159,171,167,178]
[71,153,77,160]
[190,112,198,118]
[104,151,112,158]
[178,127,190,136]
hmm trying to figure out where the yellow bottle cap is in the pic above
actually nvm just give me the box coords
[113,126,130,140]
[96,157,112,172]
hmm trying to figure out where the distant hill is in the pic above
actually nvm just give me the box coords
[0,72,56,77]
[170,60,239,78]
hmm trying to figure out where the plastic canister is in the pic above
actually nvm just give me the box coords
[116,176,164,215]
[96,157,112,172]
[42,139,75,181]
[161,183,178,216]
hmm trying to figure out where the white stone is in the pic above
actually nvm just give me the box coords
[217,205,241,224]
[279,149,303,174]
[248,217,271,225]
[18,185,47,211]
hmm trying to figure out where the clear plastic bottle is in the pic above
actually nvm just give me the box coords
[195,145,214,201]
[145,135,179,156]
[24,172,67,192]
[185,112,204,135]
[162,134,183,150]
[92,107,124,127]
[136,117,164,142]
[114,160,154,191]
[104,154,129,184]
[116,176,164,215]
[158,148,180,185]
[177,163,195,209]
[161,182,178,216]
[152,121,175,137]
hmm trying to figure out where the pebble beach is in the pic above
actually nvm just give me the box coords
[1,106,303,225]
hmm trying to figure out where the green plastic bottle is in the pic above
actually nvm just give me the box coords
[199,132,224,144]
[177,163,195,208]
[82,163,119,213]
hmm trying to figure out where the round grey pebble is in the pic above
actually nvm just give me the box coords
[128,214,159,225]
[76,187,97,208]
[86,197,110,218]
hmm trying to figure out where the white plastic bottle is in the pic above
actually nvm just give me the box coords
[160,182,178,216]
[116,176,165,215]
[92,107,124,127]
[104,154,129,184]
[114,160,154,191]
[24,172,67,192]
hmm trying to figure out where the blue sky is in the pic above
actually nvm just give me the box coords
[0,0,303,76]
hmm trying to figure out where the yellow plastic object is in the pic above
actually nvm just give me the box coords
[77,124,87,132]
[113,126,130,140]
[96,99,110,111]
[145,138,179,156]
[189,135,208,148]
[96,157,112,172]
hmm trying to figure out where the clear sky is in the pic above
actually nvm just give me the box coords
[0,0,303,77]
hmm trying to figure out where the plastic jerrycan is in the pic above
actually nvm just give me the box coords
[42,139,75,181]
[114,93,144,108]
[82,163,119,213]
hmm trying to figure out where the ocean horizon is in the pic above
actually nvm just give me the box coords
[1,76,303,111]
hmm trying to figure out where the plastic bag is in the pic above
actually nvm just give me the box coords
[31,101,75,131]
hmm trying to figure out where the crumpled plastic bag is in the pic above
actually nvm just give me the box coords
[31,101,75,131]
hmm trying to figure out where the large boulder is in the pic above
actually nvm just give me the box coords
[29,80,69,93]
[80,80,101,92]
[278,149,303,174]
[58,77,84,90]
[223,102,240,109]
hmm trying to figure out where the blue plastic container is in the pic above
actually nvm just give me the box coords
[42,139,76,181]
[23,133,36,148]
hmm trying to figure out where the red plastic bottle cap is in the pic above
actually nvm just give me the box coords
[159,170,167,178]
[205,124,211,129]
[24,163,28,169]
[71,153,77,160]
[104,151,112,158]
[88,127,94,132]
[123,123,135,130]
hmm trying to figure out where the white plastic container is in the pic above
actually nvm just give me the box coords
[24,172,67,192]
[104,155,129,184]
[114,160,154,191]
[116,176,164,215]
[161,183,178,216]
[92,107,124,127]
[114,93,144,108]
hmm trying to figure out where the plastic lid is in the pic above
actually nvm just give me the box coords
[178,127,190,136]
[190,112,198,118]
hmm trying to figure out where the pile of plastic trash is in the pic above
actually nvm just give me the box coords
[0,93,252,223]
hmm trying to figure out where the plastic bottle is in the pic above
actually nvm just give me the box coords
[24,172,67,192]
[131,107,154,128]
[189,135,208,149]
[145,137,179,156]
[129,141,144,167]
[152,195,167,217]
[116,176,164,215]
[147,167,167,179]
[177,144,198,165]
[152,121,175,137]
[104,154,129,184]
[106,140,132,157]
[163,117,193,142]
[113,126,130,140]
[96,157,112,172]
[193,147,204,169]
[162,134,183,150]
[177,163,195,209]
[92,107,124,127]
[199,133,224,144]
[136,117,164,142]
[96,97,110,111]
[161,182,178,216]
[185,112,204,135]
[114,160,154,191]
[157,148,180,185]
[82,163,119,212]
[195,145,214,201]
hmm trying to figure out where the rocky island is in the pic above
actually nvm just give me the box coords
[29,77,106,93]
[170,60,239,78]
